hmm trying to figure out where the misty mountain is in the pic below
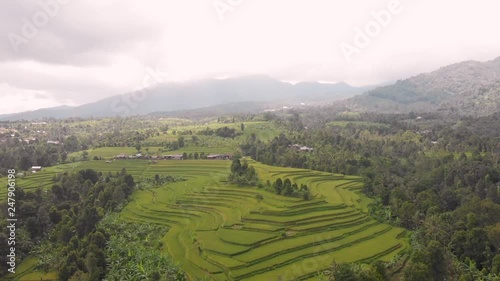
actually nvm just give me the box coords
[0,76,368,121]
[345,57,500,116]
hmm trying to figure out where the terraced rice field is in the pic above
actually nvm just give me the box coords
[4,159,408,280]
[120,160,408,280]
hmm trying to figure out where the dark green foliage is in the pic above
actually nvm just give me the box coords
[136,174,187,190]
[215,126,241,138]
[98,214,185,281]
[329,261,386,281]
[178,136,185,148]
[0,169,142,280]
[271,178,310,200]
[239,111,500,279]
[228,158,259,186]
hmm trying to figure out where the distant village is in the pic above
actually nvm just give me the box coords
[0,122,62,145]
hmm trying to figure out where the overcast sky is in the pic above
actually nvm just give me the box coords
[1,0,499,114]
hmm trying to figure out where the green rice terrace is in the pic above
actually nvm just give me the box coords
[4,159,408,280]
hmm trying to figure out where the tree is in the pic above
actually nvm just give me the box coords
[178,137,185,148]
[426,240,446,280]
[404,262,432,281]
[135,144,142,152]
[65,135,79,152]
[241,123,245,131]
[81,151,89,161]
[399,201,416,229]
[492,254,500,275]
[274,178,283,194]
[487,223,500,251]
[169,141,179,150]
[231,158,242,174]
[330,261,357,281]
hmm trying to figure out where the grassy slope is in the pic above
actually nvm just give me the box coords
[4,120,406,280]
[3,159,408,280]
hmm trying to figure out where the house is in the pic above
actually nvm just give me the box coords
[31,166,42,173]
[300,146,314,152]
[151,156,159,160]
[47,140,60,145]
[115,154,127,159]
[222,154,233,160]
[164,155,184,160]
[135,153,142,158]
[289,144,313,152]
[207,154,233,160]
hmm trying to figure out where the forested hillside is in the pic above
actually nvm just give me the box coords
[347,57,500,115]
[0,110,498,281]
[240,111,500,280]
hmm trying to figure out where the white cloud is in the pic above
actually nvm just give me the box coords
[0,0,499,113]
[0,83,73,114]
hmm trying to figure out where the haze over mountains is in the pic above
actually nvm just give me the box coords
[0,76,371,120]
[1,57,499,121]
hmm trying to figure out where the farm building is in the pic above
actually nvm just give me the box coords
[207,154,233,160]
[31,166,42,173]
[289,144,314,152]
[164,155,184,160]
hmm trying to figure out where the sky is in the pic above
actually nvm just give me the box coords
[1,0,499,114]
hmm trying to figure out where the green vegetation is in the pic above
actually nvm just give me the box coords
[97,213,185,280]
[240,111,500,280]
[228,157,259,186]
[2,159,406,280]
[326,121,389,129]
[0,168,138,280]
[1,110,499,281]
[119,160,407,280]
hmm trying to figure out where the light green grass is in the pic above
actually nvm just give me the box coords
[2,256,57,281]
[8,159,407,280]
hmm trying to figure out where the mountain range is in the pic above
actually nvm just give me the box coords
[1,57,499,121]
[0,76,371,121]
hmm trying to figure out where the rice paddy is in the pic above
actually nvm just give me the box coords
[6,159,408,280]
